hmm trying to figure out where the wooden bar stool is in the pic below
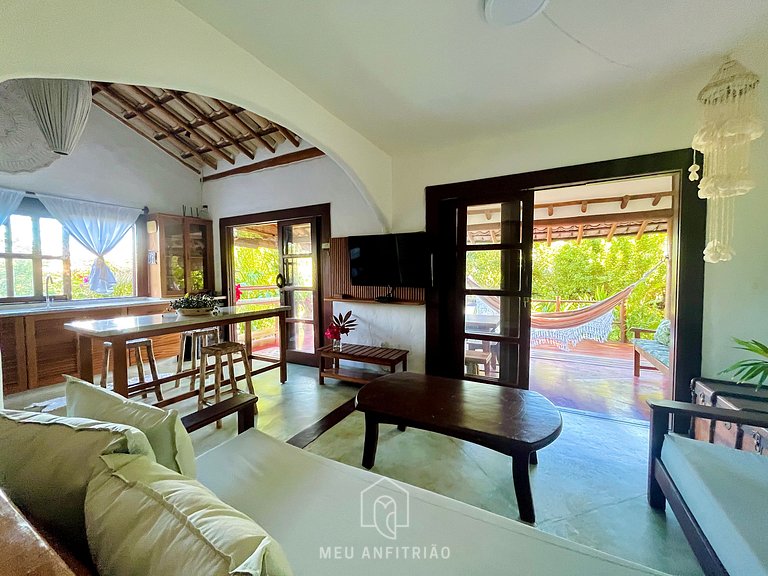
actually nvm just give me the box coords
[198,341,255,428]
[175,327,220,390]
[100,338,162,401]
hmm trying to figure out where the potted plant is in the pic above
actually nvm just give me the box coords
[721,338,768,389]
[325,311,357,350]
[170,293,217,316]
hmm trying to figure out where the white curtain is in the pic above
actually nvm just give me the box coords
[0,187,25,225]
[37,194,141,294]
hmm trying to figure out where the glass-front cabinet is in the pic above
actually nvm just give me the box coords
[148,214,214,297]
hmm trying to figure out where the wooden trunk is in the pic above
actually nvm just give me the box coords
[691,377,768,456]
[1,303,179,394]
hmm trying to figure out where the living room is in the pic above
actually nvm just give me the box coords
[1,2,767,576]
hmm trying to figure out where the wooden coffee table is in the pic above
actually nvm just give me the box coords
[355,372,562,523]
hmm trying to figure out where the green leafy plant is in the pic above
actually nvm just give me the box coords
[720,338,768,389]
[170,293,216,310]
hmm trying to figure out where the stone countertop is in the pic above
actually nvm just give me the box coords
[0,297,171,318]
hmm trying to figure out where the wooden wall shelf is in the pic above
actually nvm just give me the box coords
[325,297,424,306]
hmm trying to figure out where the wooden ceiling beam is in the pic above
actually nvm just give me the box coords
[546,226,552,247]
[636,220,649,240]
[202,147,325,183]
[94,83,216,169]
[92,100,199,173]
[576,224,584,244]
[169,91,258,160]
[129,86,234,165]
[212,98,277,154]
[606,222,618,242]
[534,209,673,227]
[275,125,300,147]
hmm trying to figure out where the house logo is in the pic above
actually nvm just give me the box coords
[360,477,410,540]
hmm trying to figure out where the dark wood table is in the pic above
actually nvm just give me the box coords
[355,372,562,523]
[317,343,408,385]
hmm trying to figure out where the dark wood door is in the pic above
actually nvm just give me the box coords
[278,218,320,365]
[428,190,534,388]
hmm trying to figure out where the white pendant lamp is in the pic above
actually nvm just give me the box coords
[18,78,92,156]
[484,0,549,25]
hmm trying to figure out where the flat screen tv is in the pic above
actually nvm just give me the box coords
[349,232,429,288]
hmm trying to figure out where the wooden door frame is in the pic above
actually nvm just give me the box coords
[219,203,331,367]
[426,149,705,426]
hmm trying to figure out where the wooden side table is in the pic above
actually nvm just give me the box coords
[317,344,408,385]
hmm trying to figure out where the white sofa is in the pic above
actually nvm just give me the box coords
[197,427,666,575]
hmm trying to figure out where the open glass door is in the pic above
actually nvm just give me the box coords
[427,190,533,388]
[277,219,319,364]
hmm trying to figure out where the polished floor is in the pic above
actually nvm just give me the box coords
[530,340,671,421]
[5,361,699,575]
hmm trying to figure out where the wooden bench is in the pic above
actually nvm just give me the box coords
[181,393,258,434]
[630,327,669,377]
[317,344,408,386]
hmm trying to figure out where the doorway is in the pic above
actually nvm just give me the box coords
[220,204,331,367]
[426,150,705,423]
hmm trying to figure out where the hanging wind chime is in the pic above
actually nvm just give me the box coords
[690,59,763,263]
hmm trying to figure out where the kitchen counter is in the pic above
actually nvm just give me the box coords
[0,297,170,318]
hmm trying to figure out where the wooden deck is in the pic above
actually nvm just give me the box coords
[529,340,670,422]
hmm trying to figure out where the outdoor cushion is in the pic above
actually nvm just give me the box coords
[632,338,669,367]
[653,320,671,346]
[66,376,196,477]
[196,428,664,576]
[0,409,155,553]
[85,453,292,576]
[661,434,768,576]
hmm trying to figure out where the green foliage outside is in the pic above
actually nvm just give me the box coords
[70,264,134,299]
[465,233,668,341]
[233,244,280,333]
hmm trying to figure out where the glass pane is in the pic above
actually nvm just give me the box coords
[289,322,315,354]
[287,256,313,288]
[0,224,7,253]
[291,290,314,320]
[164,220,185,294]
[0,258,7,296]
[42,259,64,295]
[464,295,520,338]
[12,259,33,296]
[464,338,519,382]
[187,223,209,292]
[40,218,63,256]
[10,215,32,253]
[283,223,312,255]
[232,223,279,303]
[466,201,523,245]
[465,249,521,291]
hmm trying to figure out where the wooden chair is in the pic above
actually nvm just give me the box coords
[198,341,254,428]
[465,349,493,376]
[100,338,162,401]
[175,327,220,390]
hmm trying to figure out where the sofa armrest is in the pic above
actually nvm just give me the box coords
[630,327,656,339]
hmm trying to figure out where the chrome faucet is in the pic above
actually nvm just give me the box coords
[45,275,53,307]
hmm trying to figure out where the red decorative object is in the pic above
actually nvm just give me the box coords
[325,324,341,340]
[235,283,243,303]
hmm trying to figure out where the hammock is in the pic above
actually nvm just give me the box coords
[468,261,664,350]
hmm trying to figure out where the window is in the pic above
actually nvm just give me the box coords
[0,199,136,301]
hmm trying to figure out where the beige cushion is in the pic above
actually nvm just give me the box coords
[66,376,196,477]
[0,409,155,553]
[86,453,292,576]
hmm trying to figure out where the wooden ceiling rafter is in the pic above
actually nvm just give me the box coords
[91,82,302,173]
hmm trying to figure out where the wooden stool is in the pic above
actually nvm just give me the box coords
[465,349,493,376]
[100,338,162,401]
[175,327,220,390]
[198,341,255,428]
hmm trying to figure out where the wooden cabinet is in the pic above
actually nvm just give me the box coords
[0,303,180,393]
[691,377,768,456]
[148,214,214,297]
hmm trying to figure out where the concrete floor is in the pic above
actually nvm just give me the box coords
[5,361,701,575]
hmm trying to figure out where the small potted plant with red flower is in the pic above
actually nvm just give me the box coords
[325,311,357,350]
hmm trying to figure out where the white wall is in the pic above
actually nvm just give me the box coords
[0,106,201,211]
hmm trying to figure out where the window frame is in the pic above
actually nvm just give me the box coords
[0,198,139,303]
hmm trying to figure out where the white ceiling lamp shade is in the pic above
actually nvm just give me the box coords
[19,78,92,156]
[691,59,763,263]
[484,0,549,25]
[0,80,59,174]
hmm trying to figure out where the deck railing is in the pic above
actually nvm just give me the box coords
[531,297,628,342]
